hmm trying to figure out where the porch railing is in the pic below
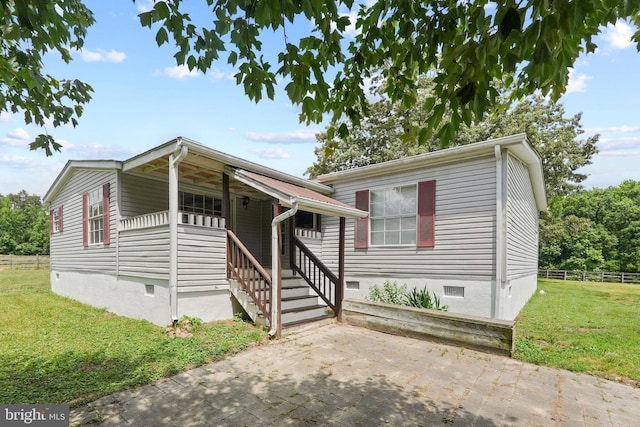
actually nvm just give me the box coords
[292,235,341,316]
[120,210,225,231]
[227,230,272,325]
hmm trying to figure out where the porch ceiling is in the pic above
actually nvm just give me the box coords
[126,153,270,200]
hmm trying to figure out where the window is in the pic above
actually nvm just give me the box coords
[83,183,110,246]
[355,180,435,249]
[295,210,321,231]
[179,191,222,216]
[88,188,104,244]
[370,185,417,246]
[49,206,63,233]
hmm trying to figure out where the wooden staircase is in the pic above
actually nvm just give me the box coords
[229,272,334,330]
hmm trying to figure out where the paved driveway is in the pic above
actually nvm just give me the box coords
[72,323,640,426]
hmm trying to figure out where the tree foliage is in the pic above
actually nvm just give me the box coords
[2,1,639,154]
[0,1,95,155]
[0,191,49,255]
[141,0,640,144]
[307,77,598,199]
[540,181,640,272]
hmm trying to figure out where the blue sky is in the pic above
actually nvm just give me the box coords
[0,1,638,197]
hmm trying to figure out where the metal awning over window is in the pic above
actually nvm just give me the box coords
[230,169,367,219]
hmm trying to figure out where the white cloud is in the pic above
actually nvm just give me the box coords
[62,141,138,159]
[566,68,591,94]
[163,65,199,79]
[0,128,30,147]
[80,48,127,63]
[135,0,157,13]
[243,129,319,144]
[602,20,635,50]
[0,112,11,122]
[251,147,290,159]
[586,125,640,134]
[208,67,235,81]
[597,136,640,156]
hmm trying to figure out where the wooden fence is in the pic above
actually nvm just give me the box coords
[538,269,640,284]
[0,255,50,270]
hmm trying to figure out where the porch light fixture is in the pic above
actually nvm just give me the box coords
[242,196,250,209]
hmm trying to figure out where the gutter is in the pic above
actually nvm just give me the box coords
[494,145,507,319]
[269,200,299,337]
[169,140,188,322]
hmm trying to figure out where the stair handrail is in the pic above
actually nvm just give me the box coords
[292,235,340,314]
[227,230,272,324]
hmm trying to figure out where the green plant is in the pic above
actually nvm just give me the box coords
[405,286,449,311]
[367,280,407,305]
[0,269,266,406]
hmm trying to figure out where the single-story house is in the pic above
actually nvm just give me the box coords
[44,133,546,334]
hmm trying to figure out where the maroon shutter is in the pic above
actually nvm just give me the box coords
[102,183,111,245]
[354,190,369,248]
[58,206,64,232]
[417,180,436,248]
[82,193,89,247]
[49,210,54,234]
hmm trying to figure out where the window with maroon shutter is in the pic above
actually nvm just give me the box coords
[82,192,89,247]
[83,183,110,245]
[50,206,64,233]
[354,190,369,248]
[58,206,64,232]
[417,180,436,247]
[102,183,110,244]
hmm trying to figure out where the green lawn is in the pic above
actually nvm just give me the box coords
[515,278,640,386]
[0,269,266,406]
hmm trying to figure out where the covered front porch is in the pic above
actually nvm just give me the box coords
[118,137,366,335]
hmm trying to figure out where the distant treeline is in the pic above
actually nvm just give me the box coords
[540,180,640,273]
[0,191,49,255]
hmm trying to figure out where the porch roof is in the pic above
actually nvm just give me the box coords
[230,169,368,219]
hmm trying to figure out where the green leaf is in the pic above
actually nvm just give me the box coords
[155,28,169,46]
[154,1,171,20]
[533,41,552,64]
[456,82,475,105]
[499,7,521,40]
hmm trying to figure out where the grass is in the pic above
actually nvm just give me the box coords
[515,278,640,386]
[0,269,266,406]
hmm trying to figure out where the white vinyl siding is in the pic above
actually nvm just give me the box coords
[177,226,227,289]
[120,173,168,217]
[118,226,170,279]
[506,154,539,279]
[322,156,497,279]
[49,169,117,273]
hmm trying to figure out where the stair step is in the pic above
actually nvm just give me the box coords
[281,295,320,310]
[282,314,336,330]
[281,304,328,324]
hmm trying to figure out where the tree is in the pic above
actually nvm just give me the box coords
[0,1,94,155]
[306,77,598,199]
[0,191,50,255]
[142,0,639,145]
[3,1,639,155]
[540,181,640,272]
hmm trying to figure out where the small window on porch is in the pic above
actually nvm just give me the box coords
[295,210,320,231]
[179,191,222,216]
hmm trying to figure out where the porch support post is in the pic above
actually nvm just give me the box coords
[222,173,230,229]
[337,216,345,321]
[169,141,188,322]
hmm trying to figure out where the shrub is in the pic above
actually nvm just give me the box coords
[367,280,407,305]
[367,281,448,311]
[405,286,448,311]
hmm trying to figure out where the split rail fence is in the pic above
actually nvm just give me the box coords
[538,269,640,284]
[0,255,50,270]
